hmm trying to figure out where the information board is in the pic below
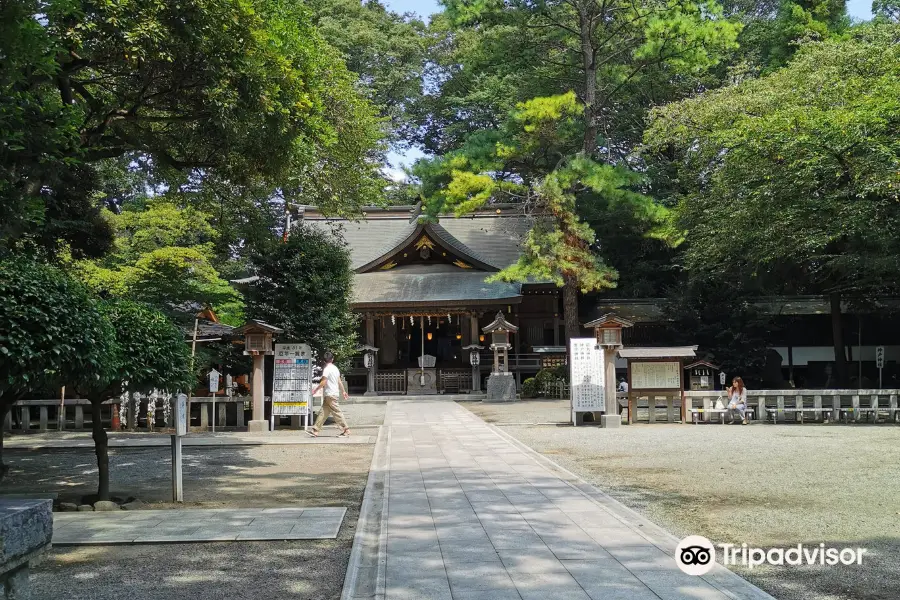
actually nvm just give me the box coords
[569,338,605,413]
[631,361,681,390]
[273,343,313,416]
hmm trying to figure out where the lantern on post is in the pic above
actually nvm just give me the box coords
[359,344,379,396]
[583,313,633,428]
[482,312,518,402]
[234,320,283,432]
[463,344,483,393]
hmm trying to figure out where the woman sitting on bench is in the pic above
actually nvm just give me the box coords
[726,377,748,425]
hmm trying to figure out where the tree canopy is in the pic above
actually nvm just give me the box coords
[243,227,358,368]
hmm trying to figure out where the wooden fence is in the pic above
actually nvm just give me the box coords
[684,390,900,423]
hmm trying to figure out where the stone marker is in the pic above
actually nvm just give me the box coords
[1,499,53,600]
[93,501,119,512]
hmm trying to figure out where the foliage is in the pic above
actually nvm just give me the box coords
[0,258,117,401]
[98,300,194,396]
[74,202,244,325]
[534,368,562,389]
[418,0,741,157]
[1,0,384,256]
[243,227,358,369]
[416,93,671,313]
[661,277,773,386]
[645,24,900,298]
[309,0,429,144]
[873,0,900,22]
[520,377,539,398]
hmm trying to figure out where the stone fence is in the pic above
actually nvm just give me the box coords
[3,396,251,432]
[684,389,900,423]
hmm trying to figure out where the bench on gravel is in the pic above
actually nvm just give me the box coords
[765,407,832,424]
[689,406,755,424]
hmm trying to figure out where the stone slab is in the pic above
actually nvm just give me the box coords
[52,507,346,545]
[0,499,53,574]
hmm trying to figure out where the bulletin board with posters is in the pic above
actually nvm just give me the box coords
[273,343,313,427]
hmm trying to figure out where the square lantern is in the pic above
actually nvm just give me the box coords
[234,320,283,355]
[583,313,634,350]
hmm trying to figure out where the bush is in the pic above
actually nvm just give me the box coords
[534,368,559,389]
[520,378,539,398]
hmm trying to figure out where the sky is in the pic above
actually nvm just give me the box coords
[381,0,875,180]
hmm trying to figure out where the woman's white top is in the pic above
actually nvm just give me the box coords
[730,388,747,405]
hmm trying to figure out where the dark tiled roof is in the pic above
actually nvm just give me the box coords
[301,212,530,271]
[303,218,418,270]
[352,269,522,308]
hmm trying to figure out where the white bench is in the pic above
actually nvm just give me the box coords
[765,407,832,424]
[689,407,755,424]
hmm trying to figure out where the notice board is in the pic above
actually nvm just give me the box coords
[273,343,313,416]
[569,338,605,413]
[631,361,681,390]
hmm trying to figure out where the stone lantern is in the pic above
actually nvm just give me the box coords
[234,320,283,432]
[463,343,483,393]
[482,311,518,402]
[583,313,633,428]
[358,344,379,396]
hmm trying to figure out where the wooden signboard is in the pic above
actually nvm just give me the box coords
[631,361,681,390]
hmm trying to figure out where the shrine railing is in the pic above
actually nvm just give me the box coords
[439,369,472,394]
[375,370,407,394]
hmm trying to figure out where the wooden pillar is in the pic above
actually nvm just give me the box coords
[249,354,268,431]
[365,316,377,396]
[470,314,481,392]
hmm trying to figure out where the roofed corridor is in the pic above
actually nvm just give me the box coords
[380,401,773,600]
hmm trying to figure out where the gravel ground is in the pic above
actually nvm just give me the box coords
[460,398,571,423]
[4,403,385,600]
[490,418,900,600]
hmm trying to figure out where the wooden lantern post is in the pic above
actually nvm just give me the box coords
[234,320,283,433]
[584,313,634,428]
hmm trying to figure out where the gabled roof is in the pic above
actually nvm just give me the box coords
[618,346,697,359]
[584,313,635,329]
[482,311,519,333]
[299,206,531,272]
[353,267,522,308]
[234,320,284,335]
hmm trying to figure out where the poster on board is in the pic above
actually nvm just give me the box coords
[570,338,605,419]
[631,361,681,390]
[273,343,313,416]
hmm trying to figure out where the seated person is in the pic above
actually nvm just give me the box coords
[726,377,748,425]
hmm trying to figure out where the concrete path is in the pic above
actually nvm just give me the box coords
[365,401,773,600]
[52,507,346,545]
[6,431,374,449]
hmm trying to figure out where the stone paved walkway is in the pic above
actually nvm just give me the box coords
[379,401,773,600]
[53,507,346,544]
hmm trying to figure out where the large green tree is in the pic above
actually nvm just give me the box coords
[243,228,358,368]
[74,201,244,325]
[0,259,117,480]
[645,23,900,386]
[415,1,739,335]
[76,300,193,500]
[1,0,383,257]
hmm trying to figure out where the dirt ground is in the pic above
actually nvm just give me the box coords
[3,404,385,600]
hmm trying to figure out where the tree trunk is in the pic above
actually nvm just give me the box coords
[580,9,597,156]
[91,400,110,501]
[563,275,581,343]
[0,402,8,481]
[829,292,849,388]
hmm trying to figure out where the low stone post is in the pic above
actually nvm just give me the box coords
[1,499,53,600]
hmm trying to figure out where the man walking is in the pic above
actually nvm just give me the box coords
[308,351,351,437]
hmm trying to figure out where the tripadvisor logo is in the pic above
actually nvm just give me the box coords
[676,536,868,575]
[676,536,716,576]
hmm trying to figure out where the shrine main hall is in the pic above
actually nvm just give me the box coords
[299,203,566,395]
